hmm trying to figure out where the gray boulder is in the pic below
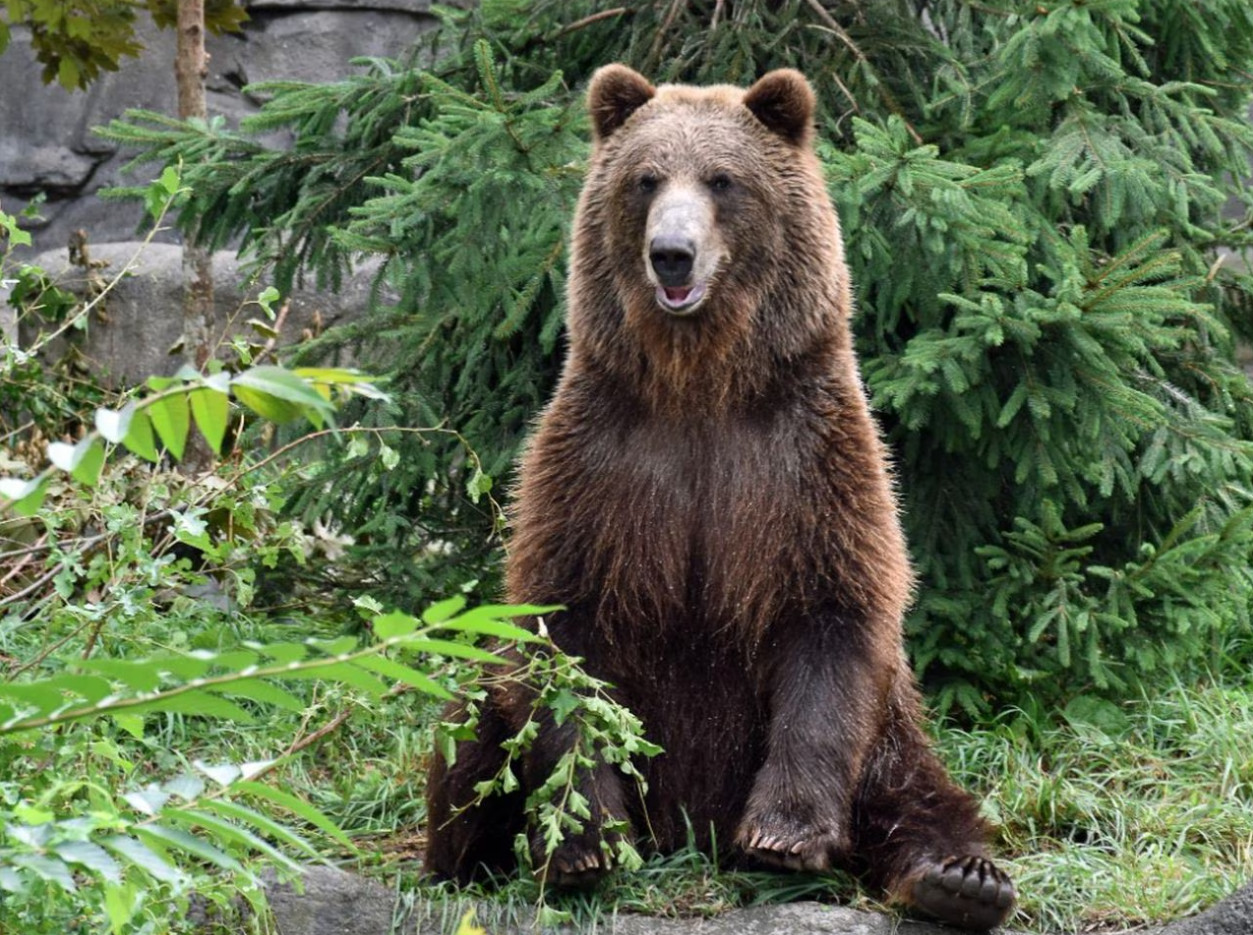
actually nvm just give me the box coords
[14,241,381,386]
[1149,879,1253,935]
[0,0,442,254]
[261,866,1019,935]
[255,866,1253,935]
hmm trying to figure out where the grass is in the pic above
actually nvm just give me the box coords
[5,564,1248,934]
[941,677,1253,932]
[278,673,1253,934]
[3,488,1249,934]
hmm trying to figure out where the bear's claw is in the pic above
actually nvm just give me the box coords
[538,844,610,889]
[532,822,624,890]
[737,820,847,872]
[906,854,1015,930]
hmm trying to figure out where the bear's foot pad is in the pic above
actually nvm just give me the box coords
[908,854,1015,931]
[737,822,846,872]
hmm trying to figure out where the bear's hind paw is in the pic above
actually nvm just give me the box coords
[533,835,617,890]
[904,854,1016,931]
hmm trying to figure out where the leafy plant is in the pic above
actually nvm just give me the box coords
[97,1,1253,711]
[0,0,248,90]
[0,591,553,933]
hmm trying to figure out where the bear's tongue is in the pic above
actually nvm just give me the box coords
[664,286,694,303]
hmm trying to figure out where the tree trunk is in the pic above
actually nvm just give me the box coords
[174,0,215,472]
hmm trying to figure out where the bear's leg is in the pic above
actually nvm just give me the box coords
[736,622,887,872]
[424,700,525,883]
[522,714,633,889]
[853,682,1016,931]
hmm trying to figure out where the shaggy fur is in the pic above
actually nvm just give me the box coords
[425,65,1016,931]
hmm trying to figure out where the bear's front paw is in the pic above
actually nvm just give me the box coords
[903,854,1016,931]
[735,814,849,872]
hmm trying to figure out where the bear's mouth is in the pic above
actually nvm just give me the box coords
[655,281,707,313]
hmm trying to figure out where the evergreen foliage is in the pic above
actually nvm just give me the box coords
[99,0,1253,713]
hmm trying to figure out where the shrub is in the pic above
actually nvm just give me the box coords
[99,0,1253,712]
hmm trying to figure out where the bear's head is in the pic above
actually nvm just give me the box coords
[568,64,850,410]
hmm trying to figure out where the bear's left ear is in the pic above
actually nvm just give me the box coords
[744,69,816,146]
[588,64,656,142]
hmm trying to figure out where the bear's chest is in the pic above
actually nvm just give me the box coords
[580,408,819,629]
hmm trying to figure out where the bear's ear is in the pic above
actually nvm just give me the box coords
[743,69,816,146]
[587,64,656,142]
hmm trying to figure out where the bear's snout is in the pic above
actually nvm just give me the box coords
[643,184,720,313]
[649,236,696,287]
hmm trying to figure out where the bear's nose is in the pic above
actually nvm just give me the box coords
[649,237,696,287]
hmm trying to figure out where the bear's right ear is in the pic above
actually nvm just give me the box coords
[587,64,655,142]
[744,69,816,146]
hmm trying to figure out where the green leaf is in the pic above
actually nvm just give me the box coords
[231,366,334,426]
[43,437,105,485]
[112,713,145,739]
[76,658,162,693]
[276,661,390,698]
[188,386,230,454]
[422,595,468,624]
[44,673,113,704]
[231,384,305,424]
[399,638,500,664]
[159,165,181,195]
[200,798,323,859]
[152,652,211,680]
[372,610,419,640]
[122,689,256,723]
[441,604,548,642]
[1063,695,1131,738]
[216,678,305,712]
[95,404,133,443]
[72,438,106,487]
[0,866,25,893]
[167,807,301,871]
[12,854,76,892]
[0,205,31,246]
[148,391,190,460]
[196,761,241,787]
[255,285,281,319]
[57,56,81,91]
[234,780,357,850]
[466,466,492,503]
[0,477,49,516]
[121,407,159,462]
[135,823,242,872]
[103,880,139,933]
[356,654,453,699]
[291,366,378,384]
[53,840,121,882]
[165,773,206,801]
[254,642,309,664]
[0,682,74,718]
[124,787,171,817]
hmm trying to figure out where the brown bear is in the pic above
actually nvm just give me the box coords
[424,64,1016,930]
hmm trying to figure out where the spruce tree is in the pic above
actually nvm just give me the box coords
[100,0,1253,712]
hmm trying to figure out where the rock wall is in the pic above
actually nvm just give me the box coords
[1,0,447,377]
[1,0,444,253]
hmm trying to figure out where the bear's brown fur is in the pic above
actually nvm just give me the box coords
[425,65,1016,930]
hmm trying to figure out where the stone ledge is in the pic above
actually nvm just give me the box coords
[252,865,1253,935]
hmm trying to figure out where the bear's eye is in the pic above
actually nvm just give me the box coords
[709,173,734,192]
[637,174,659,194]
